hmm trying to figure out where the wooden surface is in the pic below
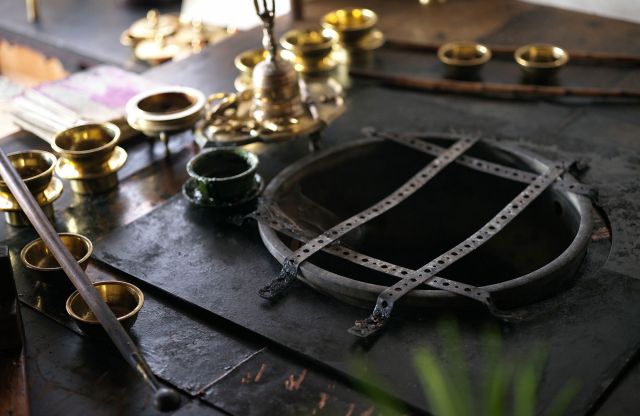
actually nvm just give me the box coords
[0,0,639,414]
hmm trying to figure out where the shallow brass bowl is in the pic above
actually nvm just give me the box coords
[280,28,338,61]
[66,281,144,337]
[0,150,57,195]
[52,123,120,170]
[321,8,378,44]
[514,43,569,79]
[21,233,92,283]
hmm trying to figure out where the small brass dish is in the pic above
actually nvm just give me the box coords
[438,41,492,79]
[280,28,340,74]
[53,123,126,194]
[514,44,569,80]
[321,8,378,45]
[0,150,57,195]
[235,49,270,74]
[66,281,144,337]
[126,86,206,153]
[21,233,92,284]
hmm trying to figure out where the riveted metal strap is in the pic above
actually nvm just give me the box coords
[349,164,566,338]
[253,208,489,303]
[258,135,480,300]
[369,130,594,197]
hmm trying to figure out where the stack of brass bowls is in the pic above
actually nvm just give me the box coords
[321,8,384,53]
[0,150,62,226]
[126,86,206,153]
[279,27,341,74]
[53,123,127,195]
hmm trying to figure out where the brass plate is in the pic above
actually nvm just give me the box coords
[56,147,127,180]
[0,177,63,211]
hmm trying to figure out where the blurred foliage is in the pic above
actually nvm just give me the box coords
[352,318,580,416]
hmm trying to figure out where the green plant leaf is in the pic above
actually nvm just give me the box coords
[513,346,548,416]
[414,348,459,416]
[547,379,581,416]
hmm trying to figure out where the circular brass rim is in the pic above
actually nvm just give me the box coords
[321,8,378,33]
[20,232,93,272]
[437,41,492,67]
[66,281,144,324]
[52,123,121,157]
[0,177,64,211]
[514,43,569,69]
[0,150,57,188]
[280,28,338,54]
[186,148,259,183]
[125,86,206,123]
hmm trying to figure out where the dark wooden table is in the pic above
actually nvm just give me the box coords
[1,1,640,414]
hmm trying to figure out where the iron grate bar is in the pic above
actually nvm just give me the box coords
[258,135,480,300]
[370,130,594,196]
[253,209,489,303]
[349,164,566,338]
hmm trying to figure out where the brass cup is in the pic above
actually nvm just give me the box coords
[66,281,144,337]
[281,27,338,61]
[0,150,57,195]
[438,41,492,80]
[53,123,120,169]
[514,44,569,80]
[321,8,378,45]
[21,233,93,284]
[186,148,259,204]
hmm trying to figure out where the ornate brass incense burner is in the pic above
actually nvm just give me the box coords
[0,150,62,226]
[195,0,343,148]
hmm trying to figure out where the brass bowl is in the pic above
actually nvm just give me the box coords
[234,49,269,75]
[52,123,120,170]
[0,150,57,194]
[21,233,93,283]
[126,86,206,137]
[438,41,491,79]
[321,8,378,45]
[514,44,569,79]
[66,281,144,337]
[280,28,338,62]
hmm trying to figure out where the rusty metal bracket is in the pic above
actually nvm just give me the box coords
[258,135,480,300]
[365,129,595,197]
[349,164,565,338]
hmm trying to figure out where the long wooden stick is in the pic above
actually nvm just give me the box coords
[0,150,181,412]
[385,38,640,65]
[349,68,640,99]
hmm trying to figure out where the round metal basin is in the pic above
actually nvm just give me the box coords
[259,136,594,309]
